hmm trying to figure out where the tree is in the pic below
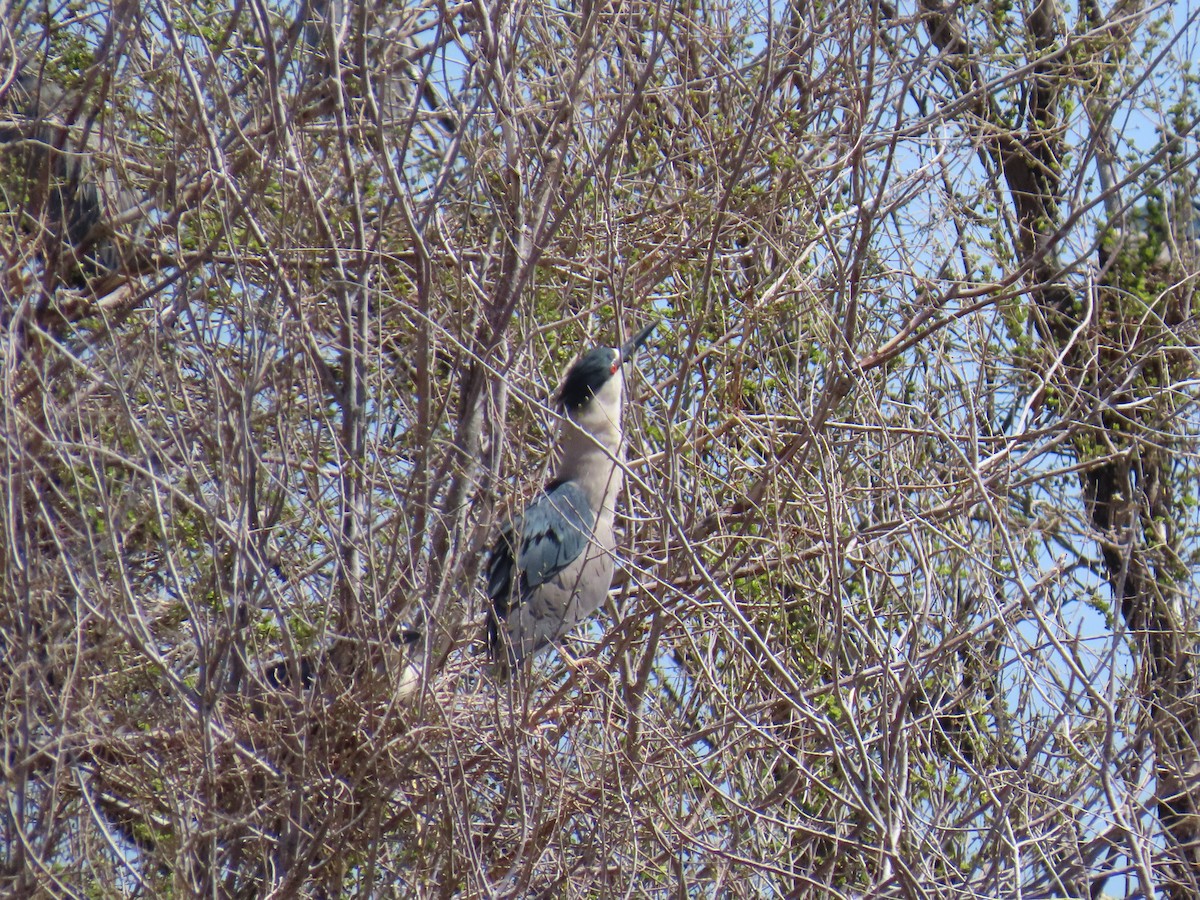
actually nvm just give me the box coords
[3,0,1200,895]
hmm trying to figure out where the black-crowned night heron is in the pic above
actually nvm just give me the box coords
[1,70,127,281]
[486,322,657,669]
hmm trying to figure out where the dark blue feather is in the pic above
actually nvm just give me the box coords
[486,480,594,639]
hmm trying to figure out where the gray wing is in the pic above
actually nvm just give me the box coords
[486,480,594,656]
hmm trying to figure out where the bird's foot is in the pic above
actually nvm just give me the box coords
[558,646,603,682]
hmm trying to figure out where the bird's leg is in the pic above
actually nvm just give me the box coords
[558,644,604,682]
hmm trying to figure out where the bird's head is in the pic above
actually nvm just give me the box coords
[557,322,657,425]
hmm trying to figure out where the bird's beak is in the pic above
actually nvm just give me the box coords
[619,321,658,364]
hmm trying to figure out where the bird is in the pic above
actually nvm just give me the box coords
[486,322,657,669]
[1,70,128,283]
